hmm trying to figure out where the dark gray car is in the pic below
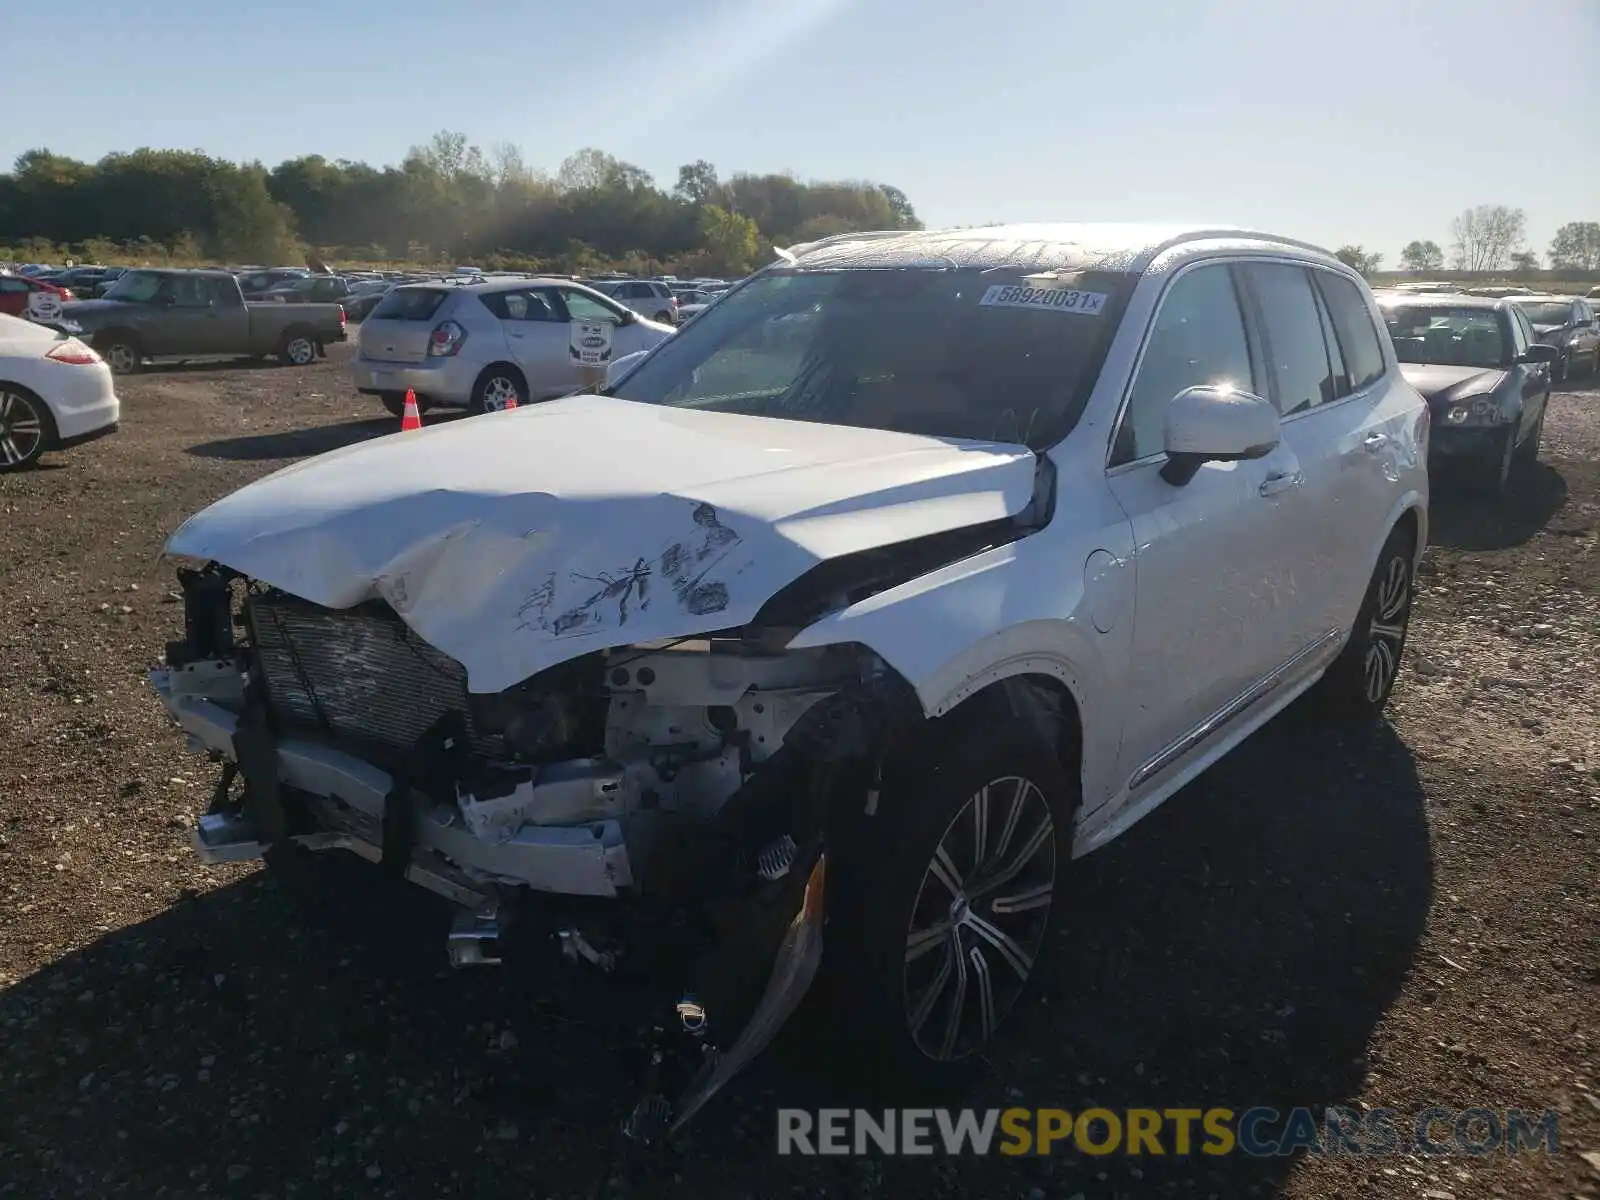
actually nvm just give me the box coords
[1511,295,1600,383]
[1379,295,1558,497]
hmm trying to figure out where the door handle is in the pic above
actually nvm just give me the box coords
[1259,470,1304,498]
[1362,431,1390,452]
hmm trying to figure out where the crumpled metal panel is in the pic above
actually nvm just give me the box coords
[165,397,1038,695]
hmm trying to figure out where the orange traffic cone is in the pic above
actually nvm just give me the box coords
[503,389,518,411]
[400,388,422,432]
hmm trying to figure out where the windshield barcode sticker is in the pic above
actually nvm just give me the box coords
[979,285,1107,315]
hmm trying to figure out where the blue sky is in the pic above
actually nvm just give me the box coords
[6,0,1596,262]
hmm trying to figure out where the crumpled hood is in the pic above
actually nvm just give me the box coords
[1398,363,1506,405]
[167,395,1038,693]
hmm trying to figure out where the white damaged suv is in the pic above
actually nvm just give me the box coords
[150,224,1427,1136]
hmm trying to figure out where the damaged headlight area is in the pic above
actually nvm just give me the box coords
[148,559,933,1140]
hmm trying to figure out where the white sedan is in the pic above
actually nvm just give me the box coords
[0,313,120,471]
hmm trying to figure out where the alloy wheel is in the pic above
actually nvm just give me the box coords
[481,376,520,411]
[0,390,45,468]
[1364,555,1411,703]
[903,776,1056,1062]
[105,343,138,374]
[285,337,316,365]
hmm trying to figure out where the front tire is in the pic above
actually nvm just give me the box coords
[1309,525,1415,723]
[0,386,55,472]
[819,722,1076,1089]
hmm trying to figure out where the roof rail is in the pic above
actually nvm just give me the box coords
[773,225,1336,274]
[1143,226,1334,261]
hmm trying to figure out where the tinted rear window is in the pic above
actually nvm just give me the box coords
[1514,301,1572,326]
[370,288,449,321]
[1316,271,1387,392]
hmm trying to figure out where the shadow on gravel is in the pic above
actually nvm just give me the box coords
[0,720,1430,1200]
[186,418,410,462]
[130,357,285,375]
[1429,462,1568,551]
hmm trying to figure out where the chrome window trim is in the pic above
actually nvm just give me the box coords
[1104,254,1392,473]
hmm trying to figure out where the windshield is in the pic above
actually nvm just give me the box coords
[1513,301,1572,326]
[102,270,166,302]
[607,267,1126,447]
[1384,306,1509,369]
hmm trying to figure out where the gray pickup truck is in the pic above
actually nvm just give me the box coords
[55,268,348,374]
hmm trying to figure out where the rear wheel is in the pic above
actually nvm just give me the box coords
[469,366,527,414]
[654,310,674,325]
[96,335,141,375]
[278,332,317,366]
[0,386,55,472]
[1309,525,1415,723]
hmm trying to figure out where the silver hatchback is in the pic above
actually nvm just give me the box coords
[353,277,675,415]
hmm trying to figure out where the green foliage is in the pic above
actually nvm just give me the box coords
[1548,221,1600,271]
[694,206,761,277]
[1334,245,1384,278]
[0,133,921,274]
[1399,239,1444,272]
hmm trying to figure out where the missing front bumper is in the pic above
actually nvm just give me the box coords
[155,668,634,898]
[193,811,493,910]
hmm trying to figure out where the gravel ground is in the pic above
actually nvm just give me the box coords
[1,346,1596,1199]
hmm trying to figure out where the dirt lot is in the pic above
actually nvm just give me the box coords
[1,346,1596,1199]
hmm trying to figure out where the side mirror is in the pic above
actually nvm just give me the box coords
[1160,385,1281,486]
[603,348,650,387]
[1518,343,1558,364]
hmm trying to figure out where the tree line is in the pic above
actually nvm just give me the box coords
[1333,205,1600,279]
[0,131,923,276]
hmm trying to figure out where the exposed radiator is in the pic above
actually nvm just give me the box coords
[247,591,495,762]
